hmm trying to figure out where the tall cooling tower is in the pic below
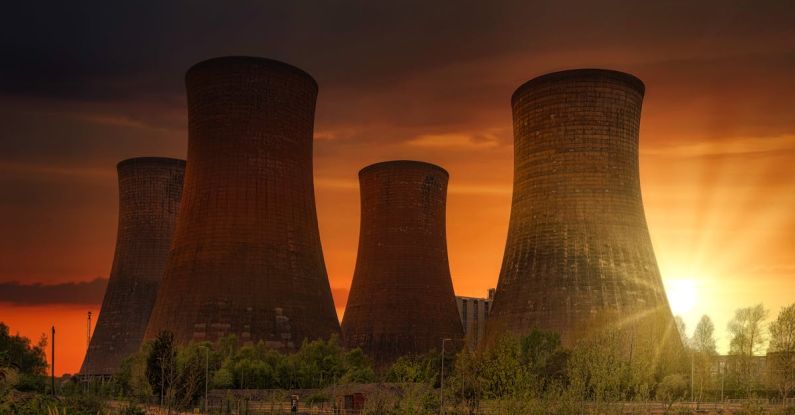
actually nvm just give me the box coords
[341,161,463,365]
[144,57,339,347]
[81,157,184,375]
[488,69,676,346]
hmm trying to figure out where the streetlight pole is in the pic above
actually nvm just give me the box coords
[440,338,452,415]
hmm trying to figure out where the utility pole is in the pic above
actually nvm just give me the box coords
[440,338,451,415]
[87,311,92,348]
[51,326,55,396]
[85,311,92,395]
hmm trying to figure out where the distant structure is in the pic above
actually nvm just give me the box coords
[145,57,339,347]
[488,69,677,347]
[341,161,463,365]
[81,157,184,376]
[455,289,495,350]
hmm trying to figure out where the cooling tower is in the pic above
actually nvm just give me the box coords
[80,157,184,376]
[144,57,339,347]
[341,161,464,365]
[488,69,676,347]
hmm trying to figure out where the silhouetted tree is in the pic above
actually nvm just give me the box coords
[691,315,717,401]
[0,322,47,375]
[727,304,768,395]
[768,303,795,400]
[146,331,176,407]
[115,344,152,401]
[0,322,47,392]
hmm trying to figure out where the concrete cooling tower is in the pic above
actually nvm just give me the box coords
[488,69,676,347]
[144,57,339,347]
[80,157,184,376]
[341,161,463,365]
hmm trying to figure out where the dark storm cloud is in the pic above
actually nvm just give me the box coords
[1,0,792,101]
[0,0,789,156]
[0,1,792,170]
[0,278,107,305]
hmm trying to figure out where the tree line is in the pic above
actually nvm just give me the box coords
[1,301,793,414]
[679,303,795,403]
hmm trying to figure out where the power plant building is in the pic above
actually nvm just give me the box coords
[488,69,677,347]
[455,289,494,350]
[144,57,340,347]
[341,161,464,365]
[81,157,185,375]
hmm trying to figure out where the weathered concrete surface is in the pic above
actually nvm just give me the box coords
[488,69,677,346]
[342,160,463,365]
[144,56,339,347]
[81,157,184,375]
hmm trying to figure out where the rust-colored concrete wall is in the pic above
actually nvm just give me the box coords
[81,157,184,375]
[488,69,676,346]
[342,161,463,365]
[144,57,339,347]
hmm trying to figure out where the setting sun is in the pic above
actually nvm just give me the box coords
[664,277,700,317]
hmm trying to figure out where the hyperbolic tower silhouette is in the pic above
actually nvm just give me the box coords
[342,161,463,364]
[81,157,184,375]
[145,56,339,347]
[488,69,676,346]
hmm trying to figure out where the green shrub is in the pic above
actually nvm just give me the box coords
[656,374,688,410]
[14,373,45,393]
[119,401,147,415]
[58,394,106,415]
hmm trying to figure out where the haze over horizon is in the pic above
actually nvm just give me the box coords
[1,0,793,375]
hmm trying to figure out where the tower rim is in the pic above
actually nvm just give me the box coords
[511,68,645,105]
[186,56,318,91]
[359,160,449,178]
[116,157,186,171]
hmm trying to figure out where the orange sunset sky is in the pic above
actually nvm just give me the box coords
[0,1,794,375]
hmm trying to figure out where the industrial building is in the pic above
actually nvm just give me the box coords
[455,289,495,350]
[80,157,184,375]
[487,69,677,347]
[341,160,464,365]
[144,57,339,347]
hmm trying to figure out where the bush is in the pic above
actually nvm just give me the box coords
[14,373,45,393]
[771,407,795,415]
[0,391,57,415]
[657,374,688,410]
[212,367,234,389]
[386,352,440,385]
[0,367,19,396]
[58,394,107,415]
[119,401,147,415]
[0,323,48,376]
[115,344,152,401]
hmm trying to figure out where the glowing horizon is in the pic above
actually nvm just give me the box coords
[1,1,793,376]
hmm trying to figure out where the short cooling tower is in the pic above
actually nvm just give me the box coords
[341,160,463,365]
[488,69,677,346]
[80,157,184,375]
[144,57,339,347]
